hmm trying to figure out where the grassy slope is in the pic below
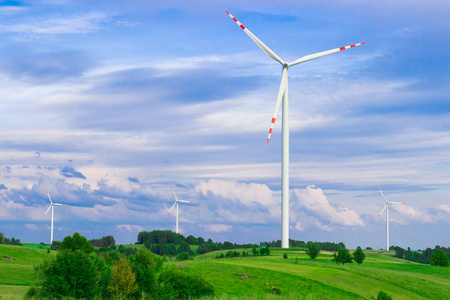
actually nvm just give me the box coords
[1,245,449,299]
[171,248,450,300]
[0,244,57,299]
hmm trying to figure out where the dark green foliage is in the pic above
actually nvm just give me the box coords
[131,247,163,297]
[158,268,214,299]
[50,240,61,250]
[225,250,240,258]
[179,241,194,255]
[353,247,366,266]
[252,247,259,256]
[0,232,22,245]
[305,242,320,261]
[28,250,101,299]
[89,235,115,247]
[283,253,288,259]
[263,239,345,251]
[332,248,353,265]
[393,245,450,265]
[366,247,373,250]
[176,252,190,261]
[138,230,186,245]
[186,235,199,245]
[377,291,393,300]
[430,249,449,267]
[60,232,94,253]
[259,247,270,256]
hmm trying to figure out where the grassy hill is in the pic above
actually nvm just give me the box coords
[0,244,56,300]
[1,244,449,299]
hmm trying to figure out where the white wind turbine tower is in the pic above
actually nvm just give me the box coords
[227,11,365,248]
[376,185,409,250]
[42,188,67,245]
[164,184,195,234]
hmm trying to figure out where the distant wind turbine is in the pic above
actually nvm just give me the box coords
[42,188,67,245]
[164,184,195,234]
[376,185,408,250]
[227,10,365,248]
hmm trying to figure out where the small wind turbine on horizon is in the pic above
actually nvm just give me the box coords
[42,188,67,245]
[164,184,195,234]
[226,10,365,248]
[376,185,409,250]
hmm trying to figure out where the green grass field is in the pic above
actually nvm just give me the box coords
[0,244,57,300]
[0,244,448,299]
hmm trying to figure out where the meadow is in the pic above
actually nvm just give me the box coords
[0,244,448,299]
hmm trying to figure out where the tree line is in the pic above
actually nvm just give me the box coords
[391,245,450,266]
[0,232,21,246]
[261,239,346,251]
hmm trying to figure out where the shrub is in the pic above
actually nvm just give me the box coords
[377,291,393,300]
[430,249,450,267]
[176,252,190,261]
[159,268,214,299]
[283,253,288,259]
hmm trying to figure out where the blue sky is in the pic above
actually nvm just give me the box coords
[1,0,449,250]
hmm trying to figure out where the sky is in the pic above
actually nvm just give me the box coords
[1,0,449,250]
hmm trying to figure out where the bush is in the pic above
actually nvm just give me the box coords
[430,249,450,267]
[283,253,288,259]
[159,268,215,299]
[377,291,393,300]
[332,248,353,265]
[176,252,190,261]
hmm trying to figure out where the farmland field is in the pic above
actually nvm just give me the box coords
[0,244,449,299]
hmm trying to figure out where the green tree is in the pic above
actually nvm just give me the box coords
[0,232,4,243]
[305,242,321,261]
[353,247,366,266]
[131,247,163,297]
[430,249,450,267]
[27,249,100,299]
[60,232,94,253]
[332,248,353,265]
[108,257,138,300]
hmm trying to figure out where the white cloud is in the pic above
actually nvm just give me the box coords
[25,224,38,231]
[200,224,232,233]
[115,224,144,232]
[0,13,108,35]
[196,179,277,210]
[292,185,364,227]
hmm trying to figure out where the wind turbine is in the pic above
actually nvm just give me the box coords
[42,188,67,245]
[226,11,365,248]
[164,184,195,234]
[376,185,408,250]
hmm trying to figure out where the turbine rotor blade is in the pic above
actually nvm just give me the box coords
[377,185,388,204]
[267,67,288,143]
[226,11,284,65]
[288,42,365,67]
[169,183,178,202]
[42,205,52,219]
[46,188,53,204]
[177,200,195,204]
[376,205,387,221]
[164,202,177,218]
